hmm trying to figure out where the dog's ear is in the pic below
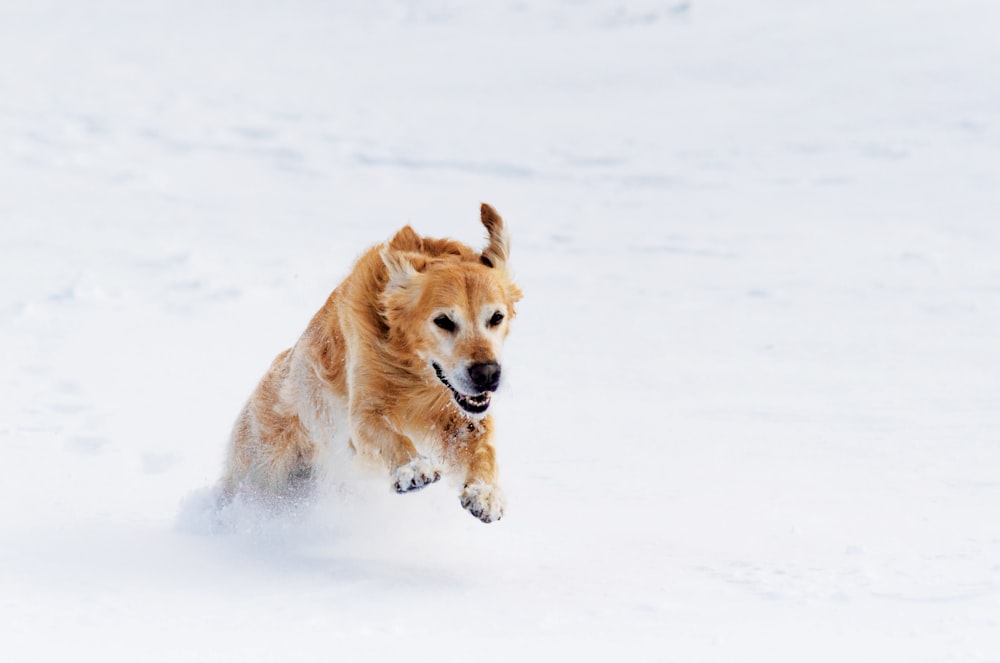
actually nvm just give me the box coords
[507,281,524,305]
[480,203,511,269]
[380,246,420,292]
[389,225,422,252]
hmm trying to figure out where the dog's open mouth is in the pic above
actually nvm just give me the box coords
[432,363,492,414]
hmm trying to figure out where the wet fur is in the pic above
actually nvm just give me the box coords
[220,204,522,523]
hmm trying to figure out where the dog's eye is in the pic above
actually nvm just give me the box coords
[434,315,456,332]
[488,311,504,327]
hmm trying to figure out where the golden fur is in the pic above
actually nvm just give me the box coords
[220,203,522,523]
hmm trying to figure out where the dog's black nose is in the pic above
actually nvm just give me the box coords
[468,361,501,392]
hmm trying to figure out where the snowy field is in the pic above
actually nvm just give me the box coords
[2,1,1000,660]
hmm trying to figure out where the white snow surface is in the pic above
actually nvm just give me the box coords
[2,1,1000,660]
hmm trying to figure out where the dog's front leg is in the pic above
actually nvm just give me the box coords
[454,428,506,523]
[351,406,442,493]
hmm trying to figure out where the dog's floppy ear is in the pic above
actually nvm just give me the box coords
[380,245,420,292]
[507,281,524,305]
[480,203,511,269]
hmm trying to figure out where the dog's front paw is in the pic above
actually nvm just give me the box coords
[460,482,505,523]
[392,457,442,494]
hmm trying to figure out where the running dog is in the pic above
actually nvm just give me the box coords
[220,204,522,523]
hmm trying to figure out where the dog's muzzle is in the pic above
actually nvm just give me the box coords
[432,362,492,414]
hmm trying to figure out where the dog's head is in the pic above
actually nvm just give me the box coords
[380,203,523,417]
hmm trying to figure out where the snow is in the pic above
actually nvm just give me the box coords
[2,0,1000,660]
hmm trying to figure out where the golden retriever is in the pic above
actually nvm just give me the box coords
[220,204,522,523]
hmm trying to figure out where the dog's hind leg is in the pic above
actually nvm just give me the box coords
[218,403,254,505]
[219,348,320,503]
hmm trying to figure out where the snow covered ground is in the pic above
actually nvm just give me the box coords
[2,1,999,660]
